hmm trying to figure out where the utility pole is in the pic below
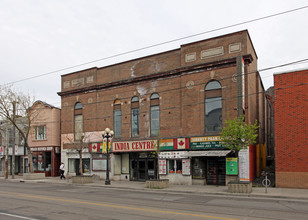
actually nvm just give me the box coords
[12,101,16,179]
[5,130,8,179]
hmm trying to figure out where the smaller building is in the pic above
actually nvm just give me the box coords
[0,119,27,175]
[274,69,308,188]
[28,101,61,177]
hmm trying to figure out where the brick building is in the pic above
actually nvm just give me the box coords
[58,30,265,185]
[274,69,308,188]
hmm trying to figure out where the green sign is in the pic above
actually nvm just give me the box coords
[190,136,225,149]
[226,158,238,175]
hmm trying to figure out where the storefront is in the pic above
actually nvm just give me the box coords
[31,146,60,177]
[189,136,230,185]
[158,138,191,185]
[112,139,158,182]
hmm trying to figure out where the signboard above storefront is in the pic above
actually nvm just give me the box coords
[158,151,188,159]
[112,140,157,152]
[190,136,224,150]
[159,138,189,151]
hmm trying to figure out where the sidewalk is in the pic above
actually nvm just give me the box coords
[1,176,308,201]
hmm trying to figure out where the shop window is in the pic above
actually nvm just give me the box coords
[205,80,222,132]
[74,102,83,141]
[150,93,160,136]
[35,125,46,140]
[131,96,139,137]
[68,158,90,175]
[32,152,51,172]
[168,159,182,174]
[113,99,121,138]
[192,157,206,179]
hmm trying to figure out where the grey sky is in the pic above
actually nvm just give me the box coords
[1,0,307,107]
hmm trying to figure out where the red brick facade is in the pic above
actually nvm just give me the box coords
[58,30,265,183]
[274,69,308,188]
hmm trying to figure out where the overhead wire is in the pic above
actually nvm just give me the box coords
[1,5,308,86]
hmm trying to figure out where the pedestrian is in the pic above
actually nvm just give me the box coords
[59,162,65,180]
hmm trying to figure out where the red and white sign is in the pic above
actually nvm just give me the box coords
[89,143,100,152]
[113,140,157,152]
[0,146,4,156]
[159,159,166,175]
[174,138,189,150]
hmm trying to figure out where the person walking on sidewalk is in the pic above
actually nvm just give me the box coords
[59,162,65,180]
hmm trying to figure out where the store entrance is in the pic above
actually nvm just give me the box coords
[207,157,226,185]
[130,153,157,181]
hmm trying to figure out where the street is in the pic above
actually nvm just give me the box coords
[0,181,307,220]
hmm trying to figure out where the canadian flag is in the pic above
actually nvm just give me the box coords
[174,138,189,150]
[89,143,100,153]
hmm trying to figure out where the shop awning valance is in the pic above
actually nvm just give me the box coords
[184,150,231,157]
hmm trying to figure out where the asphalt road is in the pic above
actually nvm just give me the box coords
[0,181,307,220]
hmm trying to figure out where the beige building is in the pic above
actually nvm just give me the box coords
[28,101,61,177]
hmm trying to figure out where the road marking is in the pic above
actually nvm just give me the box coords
[0,212,39,220]
[0,191,238,220]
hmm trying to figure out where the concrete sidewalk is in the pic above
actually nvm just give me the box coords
[1,176,308,201]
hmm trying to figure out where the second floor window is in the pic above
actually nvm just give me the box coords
[114,99,122,138]
[131,96,139,137]
[205,80,222,133]
[74,102,83,141]
[150,93,160,136]
[35,125,46,140]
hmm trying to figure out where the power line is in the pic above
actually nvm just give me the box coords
[2,5,308,86]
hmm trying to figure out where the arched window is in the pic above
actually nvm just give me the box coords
[74,102,83,141]
[205,81,222,132]
[150,93,160,136]
[113,99,121,138]
[131,96,139,137]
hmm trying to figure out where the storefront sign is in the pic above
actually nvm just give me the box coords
[239,148,250,181]
[89,141,111,153]
[159,138,189,151]
[159,139,173,150]
[0,146,4,156]
[226,158,238,175]
[112,140,157,152]
[158,151,188,159]
[31,147,53,152]
[8,146,25,155]
[190,136,224,149]
[182,159,191,175]
[158,159,167,175]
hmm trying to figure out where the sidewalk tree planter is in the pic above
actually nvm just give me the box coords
[221,115,259,180]
[23,173,45,180]
[146,179,169,189]
[228,181,252,193]
[72,175,94,184]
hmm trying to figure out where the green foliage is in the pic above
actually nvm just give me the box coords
[220,116,259,152]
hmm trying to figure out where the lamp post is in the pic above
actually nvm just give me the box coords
[102,128,113,185]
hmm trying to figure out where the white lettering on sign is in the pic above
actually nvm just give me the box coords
[113,140,157,152]
[191,136,221,142]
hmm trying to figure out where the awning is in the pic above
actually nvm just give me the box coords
[184,150,231,157]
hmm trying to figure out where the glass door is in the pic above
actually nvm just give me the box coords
[138,159,146,181]
[207,158,226,185]
[130,159,138,181]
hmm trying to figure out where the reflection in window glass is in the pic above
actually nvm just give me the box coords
[114,109,121,138]
[151,106,159,136]
[131,108,139,137]
[205,97,222,132]
[74,115,83,141]
[168,159,182,174]
[35,126,46,140]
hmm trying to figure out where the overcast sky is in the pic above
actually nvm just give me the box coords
[1,0,307,107]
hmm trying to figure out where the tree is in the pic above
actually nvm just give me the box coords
[64,133,94,176]
[0,85,36,175]
[220,115,259,155]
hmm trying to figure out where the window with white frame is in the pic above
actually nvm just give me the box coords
[35,125,46,140]
[168,159,182,174]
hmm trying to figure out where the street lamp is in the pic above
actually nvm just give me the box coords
[102,128,114,185]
